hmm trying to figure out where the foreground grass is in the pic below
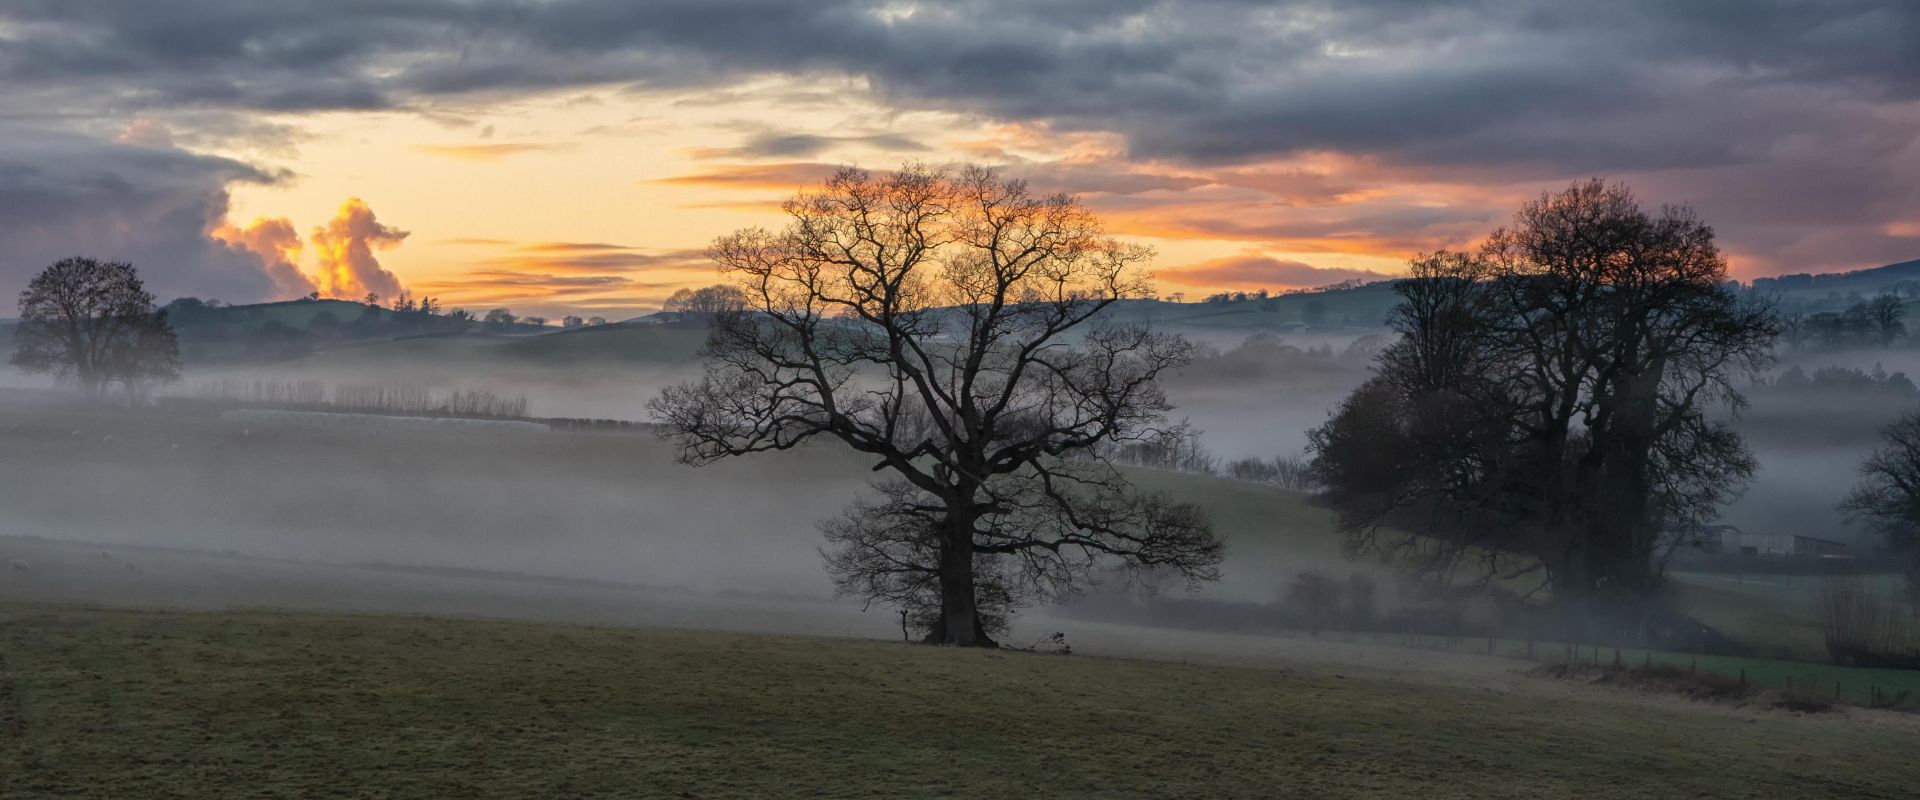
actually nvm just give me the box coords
[3,606,1914,799]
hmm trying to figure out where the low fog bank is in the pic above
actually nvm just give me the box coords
[9,324,1917,643]
[0,400,1367,622]
[0,403,869,598]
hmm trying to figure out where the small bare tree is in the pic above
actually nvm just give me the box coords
[11,257,179,401]
[652,164,1224,646]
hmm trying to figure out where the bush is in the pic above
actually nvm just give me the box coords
[1813,576,1920,667]
[1283,570,1344,635]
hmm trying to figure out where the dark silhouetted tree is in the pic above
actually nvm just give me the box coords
[1310,181,1776,627]
[663,284,749,317]
[11,257,180,401]
[1840,411,1920,602]
[562,315,585,329]
[651,164,1223,646]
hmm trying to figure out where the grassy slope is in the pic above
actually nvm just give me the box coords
[4,605,1915,800]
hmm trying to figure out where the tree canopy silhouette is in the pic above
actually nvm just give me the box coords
[11,257,180,401]
[650,164,1222,646]
[1309,180,1775,627]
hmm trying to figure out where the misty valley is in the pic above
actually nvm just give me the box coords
[5,5,1920,793]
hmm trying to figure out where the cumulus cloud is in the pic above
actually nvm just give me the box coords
[212,217,316,298]
[1157,254,1395,291]
[310,199,409,300]
[0,125,297,303]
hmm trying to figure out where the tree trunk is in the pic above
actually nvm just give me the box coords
[924,515,997,648]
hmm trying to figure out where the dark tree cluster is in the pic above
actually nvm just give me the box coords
[661,284,748,318]
[652,164,1223,646]
[1309,181,1777,629]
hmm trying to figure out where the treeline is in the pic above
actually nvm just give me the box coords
[1776,294,1908,351]
[1754,363,1918,398]
[163,294,609,365]
[175,379,531,419]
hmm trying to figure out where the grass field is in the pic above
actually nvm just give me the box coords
[3,604,1916,800]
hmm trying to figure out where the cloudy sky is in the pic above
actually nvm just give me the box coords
[2,1,1916,317]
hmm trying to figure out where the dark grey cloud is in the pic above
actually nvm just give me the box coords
[690,132,930,160]
[7,1,1912,165]
[2,1,1917,272]
[0,125,295,303]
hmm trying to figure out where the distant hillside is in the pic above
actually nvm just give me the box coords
[1102,282,1402,333]
[1751,258,1920,311]
[163,297,563,366]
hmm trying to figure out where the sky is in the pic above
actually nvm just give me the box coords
[1,1,1916,319]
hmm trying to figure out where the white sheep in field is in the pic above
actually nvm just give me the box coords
[7,559,29,572]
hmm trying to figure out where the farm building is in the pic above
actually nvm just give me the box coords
[1694,525,1847,558]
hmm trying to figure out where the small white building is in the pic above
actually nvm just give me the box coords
[1698,525,1847,557]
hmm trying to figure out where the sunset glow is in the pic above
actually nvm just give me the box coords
[4,3,1916,318]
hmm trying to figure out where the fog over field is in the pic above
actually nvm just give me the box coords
[4,320,1909,604]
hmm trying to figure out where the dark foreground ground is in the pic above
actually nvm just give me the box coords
[3,604,1915,800]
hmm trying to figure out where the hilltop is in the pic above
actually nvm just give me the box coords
[1752,257,1920,311]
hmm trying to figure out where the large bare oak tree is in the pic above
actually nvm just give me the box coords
[650,164,1222,646]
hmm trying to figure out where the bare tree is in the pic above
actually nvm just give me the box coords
[1310,181,1776,626]
[1840,411,1920,602]
[1863,293,1907,345]
[11,257,180,400]
[651,164,1223,646]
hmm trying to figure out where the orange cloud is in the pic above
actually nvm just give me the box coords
[310,198,408,300]
[213,216,316,298]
